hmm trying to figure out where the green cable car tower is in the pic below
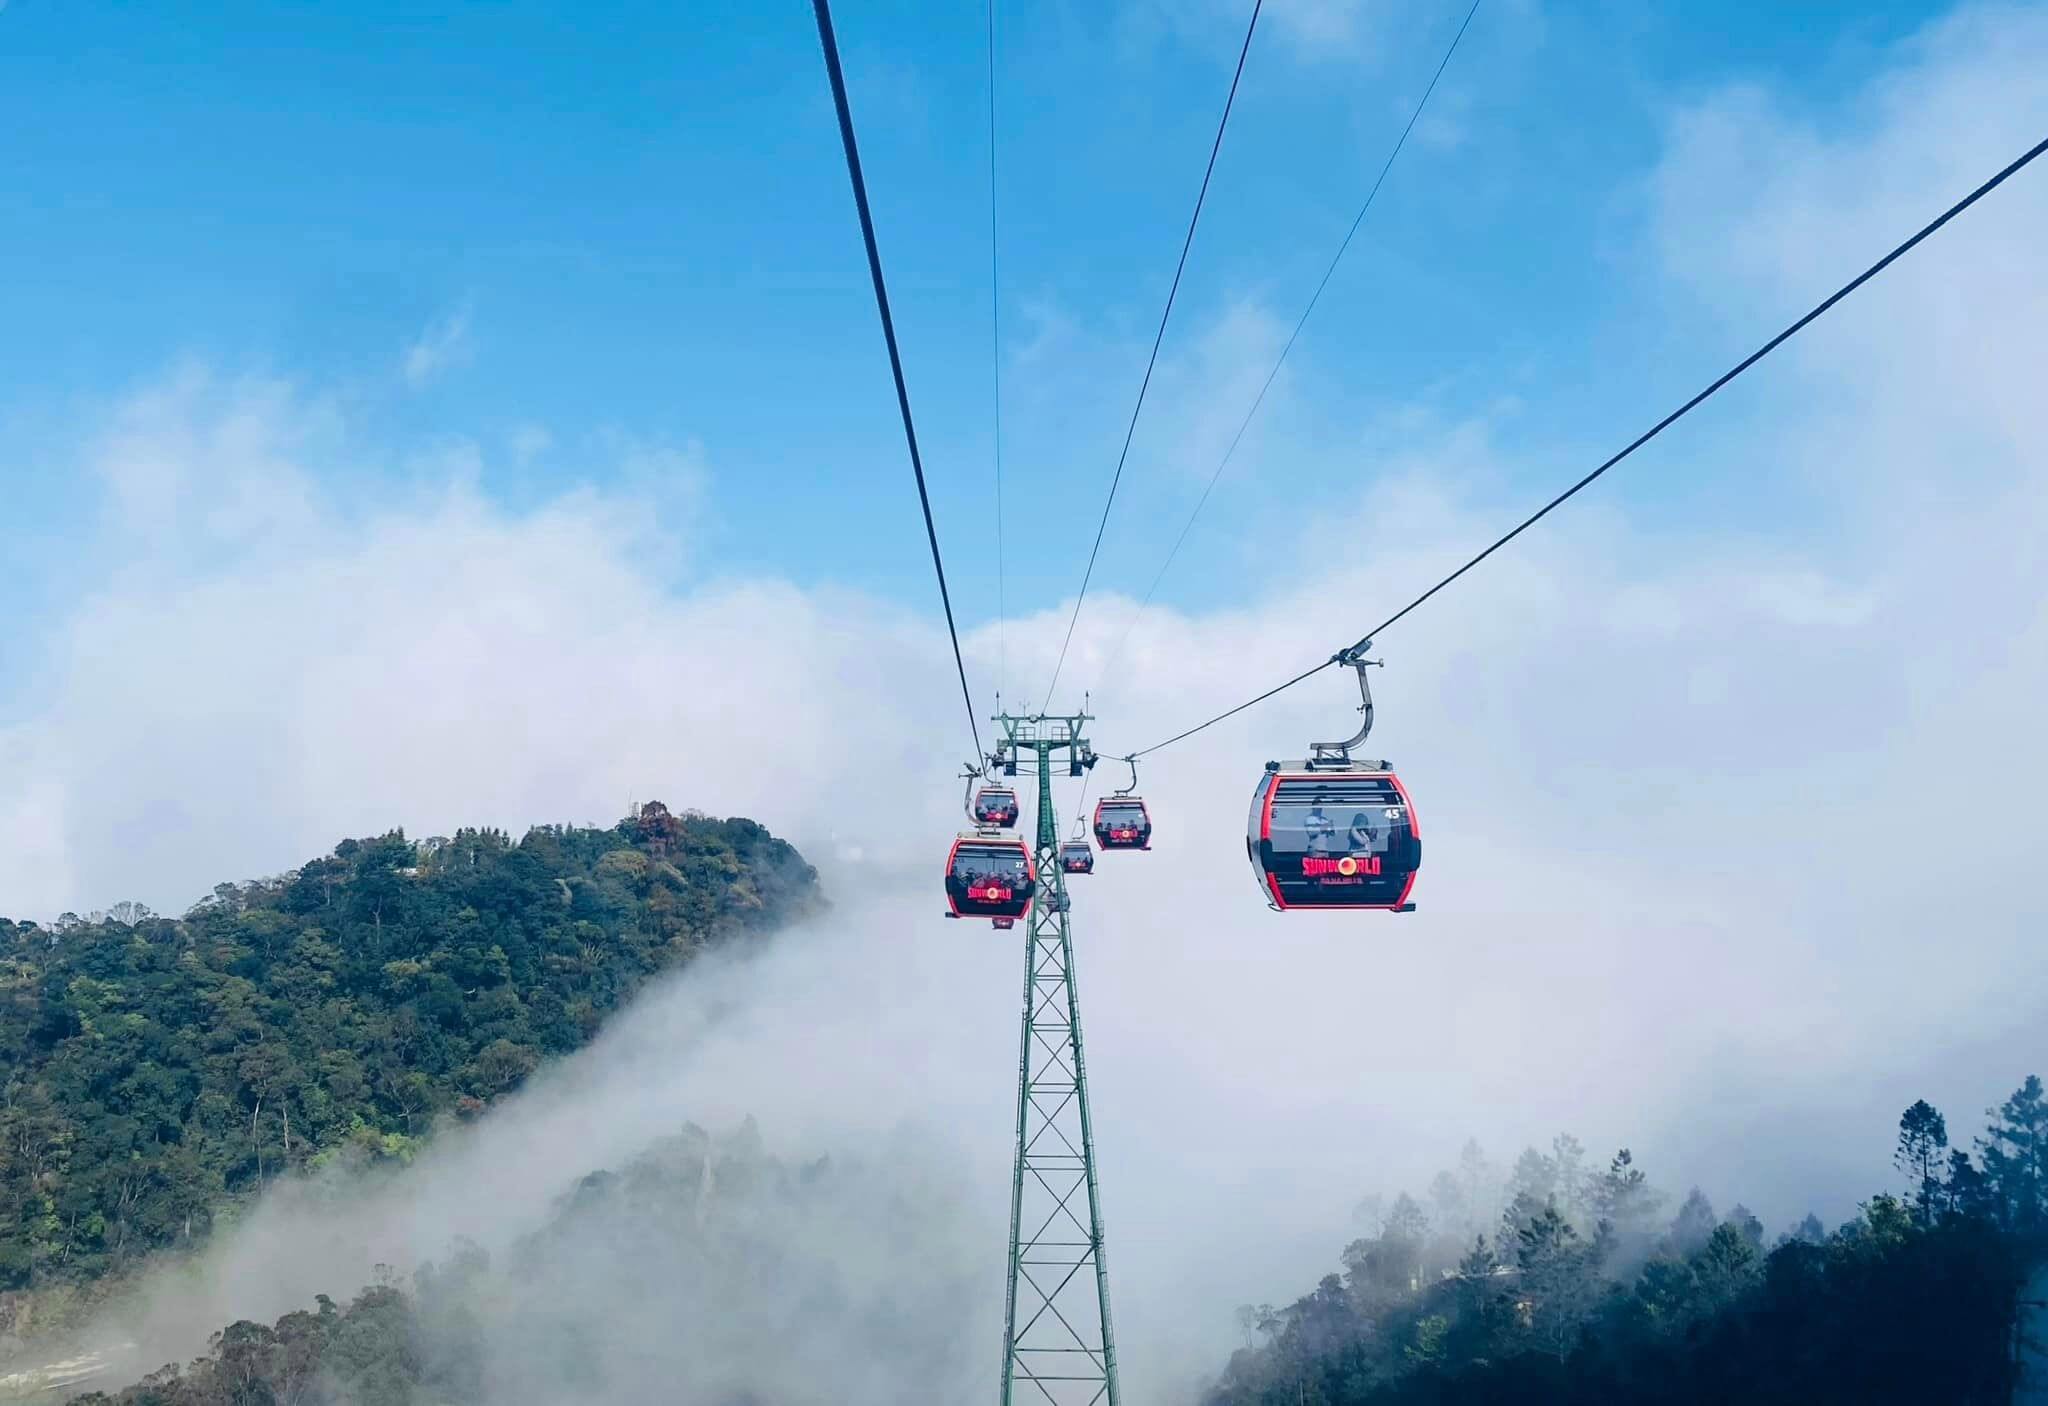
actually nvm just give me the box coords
[990,710,1121,1406]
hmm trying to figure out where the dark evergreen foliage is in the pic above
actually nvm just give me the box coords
[0,804,818,1289]
[1207,1080,2045,1406]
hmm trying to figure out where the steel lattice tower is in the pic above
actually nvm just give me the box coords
[991,711,1121,1406]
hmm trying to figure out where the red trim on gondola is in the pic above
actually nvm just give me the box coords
[1389,772,1418,839]
[943,836,965,918]
[1094,796,1152,852]
[944,835,1036,923]
[1259,769,1418,912]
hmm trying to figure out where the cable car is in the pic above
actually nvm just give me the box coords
[1246,645,1420,912]
[1092,757,1152,851]
[1248,766,1418,911]
[944,833,1036,925]
[1092,797,1151,851]
[971,785,1020,828]
[1059,838,1095,875]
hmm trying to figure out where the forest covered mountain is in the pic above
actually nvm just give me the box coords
[1206,1079,2046,1405]
[53,1081,2045,1404]
[0,803,819,1297]
[61,1119,981,1406]
[7,803,2041,1404]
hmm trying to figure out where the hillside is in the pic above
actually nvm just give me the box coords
[0,803,819,1295]
[54,1081,2047,1406]
[1205,1077,2046,1405]
[60,1119,982,1406]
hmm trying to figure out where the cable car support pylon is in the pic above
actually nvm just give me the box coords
[993,709,1120,1406]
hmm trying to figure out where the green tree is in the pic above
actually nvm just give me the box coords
[1667,1187,1717,1255]
[1895,1098,1949,1222]
[1589,1147,1664,1242]
[1977,1075,2046,1232]
[1514,1204,1595,1362]
[1507,1146,1558,1209]
[1944,1149,1993,1220]
[1550,1133,1589,1222]
[0,806,819,1289]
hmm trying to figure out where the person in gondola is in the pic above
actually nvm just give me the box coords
[1347,810,1382,854]
[1303,795,1335,853]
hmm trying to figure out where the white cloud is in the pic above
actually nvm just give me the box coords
[1263,0,1373,53]
[400,303,474,389]
[1127,0,1385,61]
[6,6,2048,1397]
[508,421,552,465]
[1411,83,1471,152]
[1647,2,2048,456]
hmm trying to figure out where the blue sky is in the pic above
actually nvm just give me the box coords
[0,0,1970,647]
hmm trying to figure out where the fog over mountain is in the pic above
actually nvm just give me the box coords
[3,6,2045,1402]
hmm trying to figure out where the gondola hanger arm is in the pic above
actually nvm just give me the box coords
[1311,641,1381,764]
[1111,755,1140,798]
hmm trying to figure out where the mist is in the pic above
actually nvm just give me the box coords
[6,5,2048,1401]
[72,893,1011,1401]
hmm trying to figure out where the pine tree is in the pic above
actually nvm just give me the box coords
[1977,1075,2045,1231]
[1894,1099,1949,1223]
[1723,1203,1765,1250]
[1508,1146,1559,1208]
[1458,1140,1497,1236]
[1551,1133,1589,1224]
[1943,1149,1992,1221]
[1668,1187,1717,1255]
[1515,1205,1594,1362]
[1590,1148,1664,1234]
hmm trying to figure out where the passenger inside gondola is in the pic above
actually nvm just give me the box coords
[947,840,1034,919]
[1346,809,1386,854]
[973,788,1020,826]
[1094,800,1150,849]
[1303,794,1335,852]
[1251,772,1418,910]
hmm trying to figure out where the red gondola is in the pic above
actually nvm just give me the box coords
[971,785,1020,828]
[1245,646,1420,912]
[944,833,1036,925]
[1247,766,1418,911]
[1092,756,1152,851]
[1059,838,1095,874]
[1092,797,1151,851]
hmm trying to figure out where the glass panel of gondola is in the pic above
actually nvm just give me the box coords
[945,837,1035,920]
[1093,799,1151,850]
[1251,772,1419,910]
[972,786,1020,827]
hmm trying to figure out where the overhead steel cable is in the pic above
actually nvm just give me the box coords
[1039,0,1265,711]
[1088,0,1483,706]
[811,0,985,765]
[1127,129,2048,761]
[987,0,1009,705]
